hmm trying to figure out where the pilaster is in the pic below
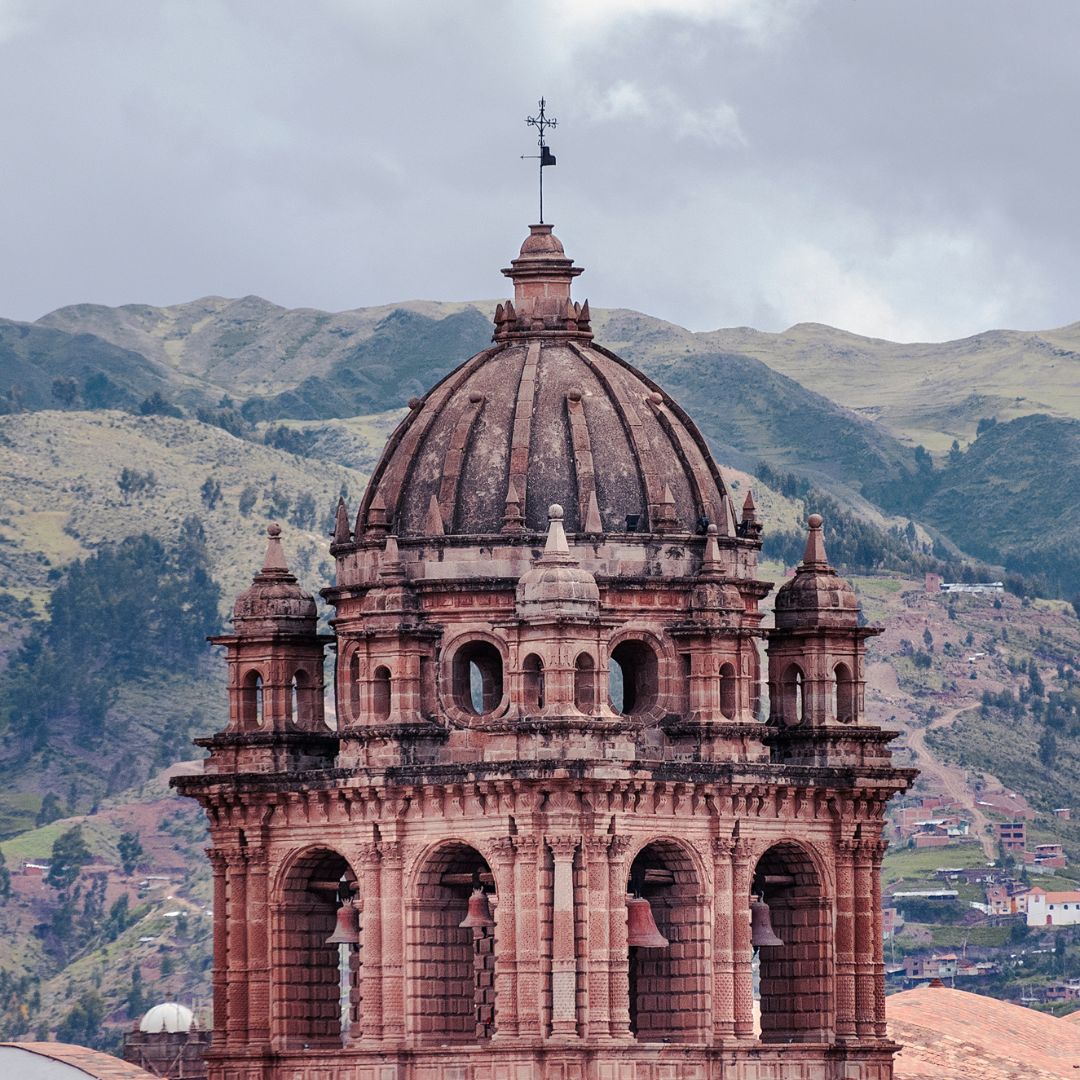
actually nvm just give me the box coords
[548,835,580,1038]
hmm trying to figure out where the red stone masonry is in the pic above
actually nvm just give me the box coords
[176,226,914,1080]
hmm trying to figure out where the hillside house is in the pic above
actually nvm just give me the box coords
[1027,888,1080,926]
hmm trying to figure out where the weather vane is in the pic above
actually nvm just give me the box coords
[522,97,557,224]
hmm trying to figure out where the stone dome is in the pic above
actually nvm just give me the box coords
[774,515,860,630]
[232,524,317,635]
[354,225,729,539]
[139,1001,196,1033]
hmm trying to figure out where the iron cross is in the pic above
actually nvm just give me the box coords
[523,98,557,224]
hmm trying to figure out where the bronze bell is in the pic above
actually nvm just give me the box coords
[459,888,495,929]
[626,895,669,948]
[750,896,783,947]
[326,900,360,946]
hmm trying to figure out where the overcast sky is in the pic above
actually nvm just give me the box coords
[1,0,1077,341]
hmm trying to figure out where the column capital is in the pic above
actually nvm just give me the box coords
[490,836,517,864]
[607,835,633,860]
[547,835,579,860]
[355,842,382,867]
[712,836,735,859]
[583,835,611,859]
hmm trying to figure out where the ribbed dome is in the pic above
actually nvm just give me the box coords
[355,227,728,539]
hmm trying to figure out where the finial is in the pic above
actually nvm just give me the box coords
[653,483,677,533]
[379,534,406,582]
[584,489,603,535]
[543,503,571,558]
[333,496,351,545]
[742,489,757,523]
[522,97,558,224]
[261,523,290,575]
[802,513,828,567]
[700,523,723,575]
[367,488,389,536]
[424,494,446,536]
[502,478,524,533]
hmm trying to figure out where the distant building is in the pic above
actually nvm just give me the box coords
[938,582,1004,594]
[1053,807,1072,820]
[1026,843,1067,870]
[122,1002,209,1080]
[1027,888,1080,927]
[995,821,1026,852]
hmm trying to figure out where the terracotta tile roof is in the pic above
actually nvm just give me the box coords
[1033,891,1080,904]
[0,1041,159,1079]
[888,985,1080,1079]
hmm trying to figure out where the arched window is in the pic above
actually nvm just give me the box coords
[240,670,263,729]
[411,843,496,1042]
[348,652,361,722]
[834,662,855,723]
[719,662,737,720]
[626,841,709,1042]
[752,843,832,1043]
[574,653,596,714]
[373,665,391,722]
[522,653,545,711]
[289,669,313,727]
[275,850,358,1048]
[608,640,659,716]
[452,641,504,716]
[780,663,805,725]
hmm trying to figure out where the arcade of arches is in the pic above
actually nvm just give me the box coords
[179,226,912,1080]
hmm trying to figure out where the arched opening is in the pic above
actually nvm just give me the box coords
[752,842,832,1043]
[522,653,545,711]
[289,669,314,727]
[719,662,738,720]
[780,663,805,725]
[834,662,855,723]
[348,652,361,722]
[275,849,358,1048]
[452,641,504,716]
[625,840,709,1043]
[574,653,596,714]
[411,842,496,1042]
[372,665,391,722]
[240,670,263,730]
[608,640,659,716]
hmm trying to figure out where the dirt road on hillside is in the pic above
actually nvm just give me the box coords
[866,660,996,860]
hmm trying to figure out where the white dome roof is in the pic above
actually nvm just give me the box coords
[139,1002,195,1033]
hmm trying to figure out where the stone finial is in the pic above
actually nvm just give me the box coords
[543,504,571,559]
[379,534,406,582]
[261,523,290,575]
[802,513,828,567]
[425,494,446,536]
[742,489,757,524]
[333,496,351,545]
[654,483,677,533]
[700,524,723,576]
[367,489,389,535]
[583,489,603,535]
[502,478,524,533]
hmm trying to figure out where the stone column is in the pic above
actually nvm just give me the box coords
[355,842,382,1041]
[606,836,632,1039]
[514,834,543,1037]
[834,838,857,1038]
[853,838,875,1037]
[583,836,612,1039]
[711,838,735,1041]
[208,850,228,1042]
[548,836,580,1037]
[731,838,755,1039]
[224,848,249,1045]
[490,837,519,1039]
[379,841,405,1043]
[245,849,270,1047]
[871,838,888,1037]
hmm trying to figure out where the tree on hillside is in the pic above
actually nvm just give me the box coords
[200,476,222,510]
[118,831,143,876]
[238,485,258,516]
[0,850,10,902]
[56,990,105,1049]
[138,391,182,418]
[36,792,62,827]
[46,825,92,890]
[50,377,79,407]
